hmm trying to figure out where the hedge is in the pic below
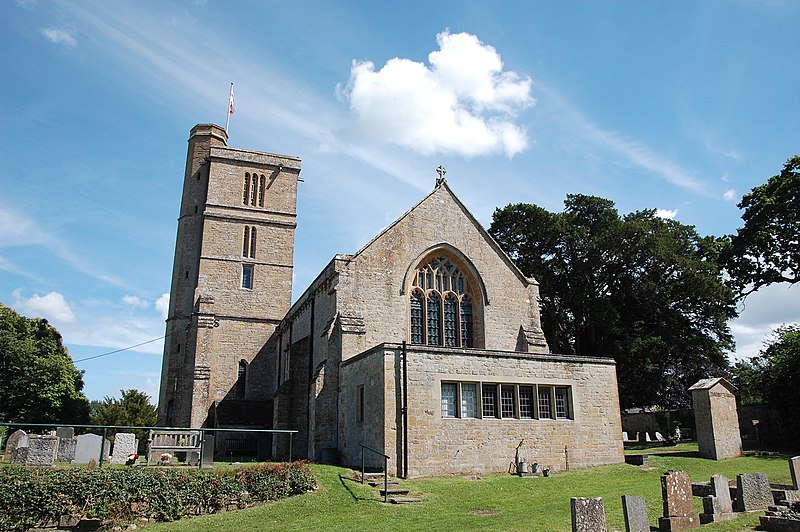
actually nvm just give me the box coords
[0,462,316,531]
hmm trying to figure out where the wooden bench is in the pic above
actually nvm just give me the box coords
[147,430,202,465]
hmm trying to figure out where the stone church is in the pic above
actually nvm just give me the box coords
[158,123,624,476]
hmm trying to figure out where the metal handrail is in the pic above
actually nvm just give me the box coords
[0,422,297,468]
[360,444,390,503]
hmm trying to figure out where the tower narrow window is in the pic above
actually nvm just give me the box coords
[243,173,251,205]
[243,226,257,259]
[258,175,266,207]
[250,178,257,206]
[236,360,247,399]
[243,226,250,256]
[249,227,257,258]
[408,253,480,348]
[242,265,253,289]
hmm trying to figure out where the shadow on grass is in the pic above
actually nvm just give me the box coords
[338,474,379,502]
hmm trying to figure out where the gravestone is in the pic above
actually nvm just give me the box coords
[655,432,666,442]
[110,433,137,464]
[201,433,215,468]
[689,378,742,460]
[11,446,28,464]
[658,470,699,531]
[790,456,800,490]
[736,472,772,511]
[56,426,75,439]
[4,429,28,459]
[699,474,735,524]
[57,437,77,463]
[25,435,58,466]
[622,495,649,532]
[622,431,629,441]
[571,497,607,532]
[74,434,108,464]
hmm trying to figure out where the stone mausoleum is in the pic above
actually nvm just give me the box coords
[158,123,625,476]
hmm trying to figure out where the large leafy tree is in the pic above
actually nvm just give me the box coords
[490,195,737,408]
[91,389,158,453]
[731,325,800,439]
[0,302,90,424]
[723,156,800,296]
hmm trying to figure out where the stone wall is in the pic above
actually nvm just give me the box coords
[340,344,624,477]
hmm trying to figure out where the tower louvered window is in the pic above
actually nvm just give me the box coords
[242,226,256,258]
[409,254,478,348]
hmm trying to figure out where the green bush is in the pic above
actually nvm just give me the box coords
[0,462,316,531]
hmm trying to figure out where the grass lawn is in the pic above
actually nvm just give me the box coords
[144,452,796,532]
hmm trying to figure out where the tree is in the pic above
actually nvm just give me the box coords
[0,303,90,424]
[731,325,800,439]
[723,156,800,297]
[90,389,158,452]
[490,195,737,408]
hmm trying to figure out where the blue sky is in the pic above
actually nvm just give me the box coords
[1,0,798,403]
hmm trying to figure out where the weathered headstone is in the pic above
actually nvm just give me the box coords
[790,456,800,490]
[74,434,107,464]
[56,426,75,439]
[57,437,77,463]
[110,433,137,464]
[622,495,649,532]
[11,446,28,464]
[658,470,699,531]
[645,433,653,442]
[4,429,28,459]
[25,435,58,466]
[201,433,215,468]
[689,378,742,460]
[655,432,666,442]
[571,497,607,532]
[622,431,629,442]
[736,472,772,512]
[699,474,735,524]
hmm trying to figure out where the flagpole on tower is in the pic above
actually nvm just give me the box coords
[225,83,235,135]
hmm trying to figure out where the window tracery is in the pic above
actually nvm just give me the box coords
[410,255,477,348]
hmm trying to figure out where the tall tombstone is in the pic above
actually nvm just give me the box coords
[689,378,742,460]
[56,427,75,439]
[736,472,773,512]
[622,495,649,532]
[25,435,58,466]
[110,433,137,464]
[74,434,106,464]
[571,497,607,532]
[699,474,735,524]
[57,437,77,463]
[658,470,699,531]
[790,456,800,490]
[4,429,28,459]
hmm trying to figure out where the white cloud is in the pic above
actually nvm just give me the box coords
[13,290,76,324]
[723,188,737,202]
[122,295,148,308]
[155,293,170,320]
[41,27,77,47]
[729,283,800,361]
[655,209,678,220]
[339,30,534,158]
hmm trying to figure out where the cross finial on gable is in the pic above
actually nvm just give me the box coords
[436,165,447,186]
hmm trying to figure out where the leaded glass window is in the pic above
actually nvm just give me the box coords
[538,386,552,419]
[441,383,457,417]
[427,292,441,346]
[409,253,479,348]
[482,384,497,418]
[410,291,424,344]
[461,383,477,418]
[555,387,570,419]
[519,386,533,419]
[501,385,515,418]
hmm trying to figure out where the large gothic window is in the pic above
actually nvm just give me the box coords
[410,255,477,348]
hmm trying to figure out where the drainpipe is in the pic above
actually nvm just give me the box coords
[402,341,408,479]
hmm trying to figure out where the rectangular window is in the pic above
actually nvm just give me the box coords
[538,386,552,419]
[242,264,253,289]
[441,383,457,418]
[461,383,477,418]
[555,386,571,419]
[519,386,533,419]
[482,384,497,418]
[501,385,516,418]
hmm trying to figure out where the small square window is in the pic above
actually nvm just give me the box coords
[242,265,254,289]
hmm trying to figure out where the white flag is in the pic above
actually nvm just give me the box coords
[228,83,236,115]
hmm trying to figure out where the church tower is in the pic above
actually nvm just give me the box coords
[158,124,301,428]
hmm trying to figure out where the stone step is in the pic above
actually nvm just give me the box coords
[380,488,410,496]
[369,480,399,487]
[390,497,421,504]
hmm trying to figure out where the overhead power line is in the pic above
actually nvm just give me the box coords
[73,335,167,363]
